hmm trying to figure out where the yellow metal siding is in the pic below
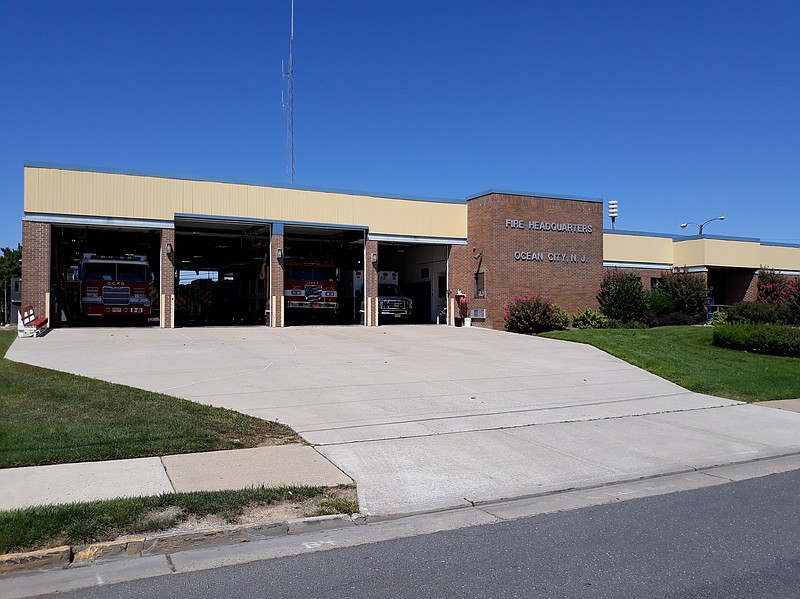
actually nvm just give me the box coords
[603,233,673,264]
[760,245,800,272]
[673,239,764,269]
[25,167,466,239]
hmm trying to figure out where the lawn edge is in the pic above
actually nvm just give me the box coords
[0,512,361,577]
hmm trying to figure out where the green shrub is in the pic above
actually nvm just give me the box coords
[712,324,800,357]
[710,309,729,326]
[572,308,611,329]
[646,288,677,315]
[597,271,647,323]
[727,302,782,325]
[654,272,708,322]
[552,305,572,329]
[503,295,568,335]
[643,311,696,327]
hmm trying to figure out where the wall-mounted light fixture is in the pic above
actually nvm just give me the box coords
[371,252,378,264]
[276,248,283,259]
[165,243,173,256]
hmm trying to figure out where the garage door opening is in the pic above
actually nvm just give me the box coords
[174,219,271,326]
[50,225,162,327]
[283,226,365,326]
[376,243,448,324]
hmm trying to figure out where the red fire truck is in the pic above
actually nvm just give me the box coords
[283,261,338,312]
[79,253,152,319]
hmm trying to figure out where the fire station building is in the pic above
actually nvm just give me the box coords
[20,163,800,329]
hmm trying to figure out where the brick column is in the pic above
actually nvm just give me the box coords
[447,243,472,326]
[160,229,175,328]
[21,221,51,320]
[364,239,379,326]
[270,234,285,327]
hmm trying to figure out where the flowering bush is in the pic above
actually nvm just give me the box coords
[784,278,800,325]
[503,295,568,335]
[597,271,647,324]
[757,268,789,304]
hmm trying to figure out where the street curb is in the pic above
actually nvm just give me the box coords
[0,546,71,576]
[0,514,360,577]
[5,452,800,578]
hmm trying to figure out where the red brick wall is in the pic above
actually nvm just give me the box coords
[365,239,379,326]
[160,229,175,328]
[724,270,757,304]
[451,193,604,330]
[271,233,285,326]
[21,221,51,319]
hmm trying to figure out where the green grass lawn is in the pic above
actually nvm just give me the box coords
[0,330,299,468]
[0,485,359,554]
[541,326,800,402]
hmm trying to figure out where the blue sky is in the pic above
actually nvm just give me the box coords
[1,1,798,249]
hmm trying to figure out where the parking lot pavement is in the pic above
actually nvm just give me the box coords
[9,325,800,515]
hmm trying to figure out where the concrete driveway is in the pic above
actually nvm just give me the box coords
[8,325,800,516]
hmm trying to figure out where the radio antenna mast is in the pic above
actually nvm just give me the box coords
[281,0,296,183]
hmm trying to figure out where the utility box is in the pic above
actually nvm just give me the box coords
[10,277,22,325]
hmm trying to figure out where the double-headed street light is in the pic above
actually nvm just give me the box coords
[680,216,725,235]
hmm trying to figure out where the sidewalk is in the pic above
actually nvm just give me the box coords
[0,445,352,511]
[3,401,798,512]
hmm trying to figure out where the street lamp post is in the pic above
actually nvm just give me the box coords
[681,216,725,235]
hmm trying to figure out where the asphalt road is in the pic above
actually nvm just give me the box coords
[29,468,800,598]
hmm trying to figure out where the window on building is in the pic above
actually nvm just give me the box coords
[651,277,662,289]
[420,267,429,279]
[474,271,485,298]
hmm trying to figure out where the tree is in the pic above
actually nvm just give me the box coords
[0,245,22,288]
[1,245,22,323]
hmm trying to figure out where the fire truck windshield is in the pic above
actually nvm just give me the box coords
[116,264,148,282]
[85,263,147,282]
[287,266,336,282]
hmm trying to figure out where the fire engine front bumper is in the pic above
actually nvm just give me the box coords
[82,305,151,316]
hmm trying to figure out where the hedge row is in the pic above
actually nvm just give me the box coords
[712,324,800,358]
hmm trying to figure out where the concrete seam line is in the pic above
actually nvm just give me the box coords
[300,390,705,434]
[159,456,177,493]
[311,447,356,483]
[311,404,742,447]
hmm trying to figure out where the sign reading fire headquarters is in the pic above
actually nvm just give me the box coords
[505,218,591,264]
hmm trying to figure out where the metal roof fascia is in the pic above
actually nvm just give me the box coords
[603,229,677,239]
[602,261,673,270]
[761,241,800,249]
[368,233,468,246]
[23,212,174,229]
[757,268,800,276]
[673,234,761,243]
[466,188,603,203]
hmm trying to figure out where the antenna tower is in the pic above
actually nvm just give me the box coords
[281,0,296,183]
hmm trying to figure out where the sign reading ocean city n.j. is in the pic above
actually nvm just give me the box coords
[505,218,592,264]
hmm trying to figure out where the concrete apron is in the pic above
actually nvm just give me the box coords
[8,325,800,516]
